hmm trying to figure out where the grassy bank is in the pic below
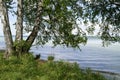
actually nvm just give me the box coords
[0,52,107,80]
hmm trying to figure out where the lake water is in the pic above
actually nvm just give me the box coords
[0,36,120,74]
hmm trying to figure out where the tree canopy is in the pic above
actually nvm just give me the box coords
[83,0,120,44]
[23,0,87,48]
[22,0,120,47]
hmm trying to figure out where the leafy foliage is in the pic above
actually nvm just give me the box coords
[13,40,30,54]
[83,0,120,44]
[0,53,107,80]
[18,0,120,47]
[23,0,87,48]
[47,55,54,61]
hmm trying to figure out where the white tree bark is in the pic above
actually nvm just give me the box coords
[15,0,23,56]
[0,0,13,58]
[15,0,23,41]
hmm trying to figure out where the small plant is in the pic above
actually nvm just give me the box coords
[13,40,30,54]
[47,56,54,61]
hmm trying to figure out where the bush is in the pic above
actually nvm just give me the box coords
[0,53,107,80]
[47,55,54,61]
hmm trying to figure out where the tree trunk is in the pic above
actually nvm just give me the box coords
[16,0,23,41]
[15,0,23,56]
[25,0,43,52]
[0,0,13,59]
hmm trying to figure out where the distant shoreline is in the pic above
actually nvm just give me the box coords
[93,70,120,80]
[81,69,120,80]
[92,69,120,75]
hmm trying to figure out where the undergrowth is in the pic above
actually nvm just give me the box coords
[0,53,107,80]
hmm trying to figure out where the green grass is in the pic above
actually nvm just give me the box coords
[0,53,107,80]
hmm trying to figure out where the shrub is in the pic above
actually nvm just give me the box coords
[0,53,107,80]
[47,55,54,61]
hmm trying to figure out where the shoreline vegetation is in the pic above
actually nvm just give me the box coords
[90,70,120,80]
[0,50,120,80]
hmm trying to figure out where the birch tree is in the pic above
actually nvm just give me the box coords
[15,0,23,56]
[0,0,87,58]
[23,0,87,52]
[0,0,13,59]
[1,0,120,58]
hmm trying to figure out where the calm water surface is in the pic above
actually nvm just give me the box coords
[0,36,120,74]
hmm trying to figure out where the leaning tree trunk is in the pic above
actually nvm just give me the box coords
[15,0,23,56]
[0,0,13,59]
[25,0,43,52]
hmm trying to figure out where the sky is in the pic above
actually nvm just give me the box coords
[0,21,4,36]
